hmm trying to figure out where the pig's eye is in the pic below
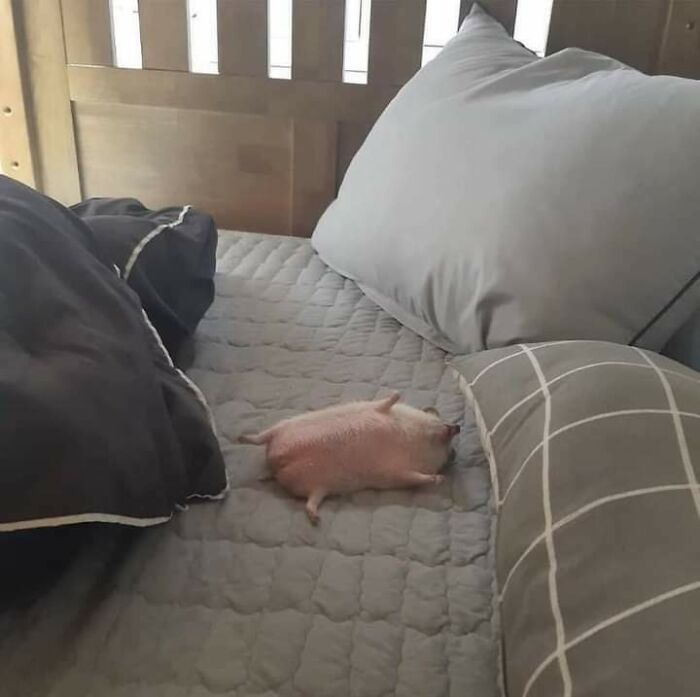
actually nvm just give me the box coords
[423,407,439,417]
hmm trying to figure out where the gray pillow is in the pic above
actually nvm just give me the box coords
[312,5,700,354]
[451,341,700,697]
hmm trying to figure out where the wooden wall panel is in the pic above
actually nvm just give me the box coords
[74,102,292,232]
[139,0,189,71]
[292,0,345,81]
[657,1,700,78]
[75,103,335,235]
[368,0,427,85]
[12,0,80,203]
[217,0,268,76]
[290,120,337,235]
[61,0,113,66]
[73,102,338,235]
[68,65,399,122]
[336,121,372,187]
[0,0,36,186]
[547,0,668,73]
[459,0,518,34]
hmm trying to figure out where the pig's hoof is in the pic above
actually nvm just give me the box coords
[305,490,325,525]
[433,474,445,485]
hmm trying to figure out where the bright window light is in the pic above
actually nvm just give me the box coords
[513,0,554,57]
[269,0,292,79]
[343,0,372,84]
[110,0,142,69]
[188,0,218,73]
[421,0,460,66]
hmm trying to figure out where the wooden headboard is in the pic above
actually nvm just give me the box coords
[1,0,699,235]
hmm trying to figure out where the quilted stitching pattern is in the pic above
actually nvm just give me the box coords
[0,232,497,697]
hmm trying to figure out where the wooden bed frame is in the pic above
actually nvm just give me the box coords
[1,0,698,236]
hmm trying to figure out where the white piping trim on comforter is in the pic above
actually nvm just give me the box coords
[123,205,192,280]
[0,511,172,533]
[140,309,230,502]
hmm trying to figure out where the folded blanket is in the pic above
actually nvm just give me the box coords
[0,176,226,531]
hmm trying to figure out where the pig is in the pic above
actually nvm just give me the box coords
[237,392,460,524]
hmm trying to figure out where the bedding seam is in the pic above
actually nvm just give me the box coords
[123,204,191,280]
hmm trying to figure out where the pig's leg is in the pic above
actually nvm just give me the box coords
[374,391,401,413]
[305,489,326,525]
[237,427,276,445]
[394,471,444,488]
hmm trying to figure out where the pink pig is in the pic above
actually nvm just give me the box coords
[238,392,460,524]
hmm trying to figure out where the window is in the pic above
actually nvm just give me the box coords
[421,0,460,66]
[110,0,142,69]
[343,0,372,83]
[109,0,555,78]
[188,0,218,74]
[513,0,554,57]
[268,0,292,79]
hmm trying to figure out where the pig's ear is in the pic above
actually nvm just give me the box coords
[423,407,439,417]
[375,391,400,413]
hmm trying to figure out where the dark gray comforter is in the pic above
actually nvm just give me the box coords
[0,176,226,532]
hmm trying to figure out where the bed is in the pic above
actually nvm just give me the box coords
[0,230,499,697]
[1,2,699,696]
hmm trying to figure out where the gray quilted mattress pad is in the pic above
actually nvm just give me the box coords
[0,231,498,697]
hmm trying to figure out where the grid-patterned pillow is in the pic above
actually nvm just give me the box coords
[451,341,700,697]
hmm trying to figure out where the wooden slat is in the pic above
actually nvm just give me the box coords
[12,0,81,203]
[0,0,36,187]
[217,0,268,76]
[459,0,518,35]
[61,0,113,66]
[547,0,668,73]
[368,0,427,85]
[74,102,292,233]
[138,0,189,71]
[68,65,400,122]
[289,120,337,235]
[656,0,700,78]
[292,0,345,81]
